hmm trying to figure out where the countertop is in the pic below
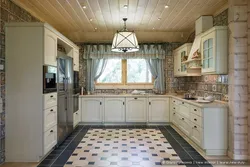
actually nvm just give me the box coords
[79,93,228,108]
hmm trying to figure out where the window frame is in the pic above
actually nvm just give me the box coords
[95,59,154,89]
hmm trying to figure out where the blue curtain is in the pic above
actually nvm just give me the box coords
[146,59,165,94]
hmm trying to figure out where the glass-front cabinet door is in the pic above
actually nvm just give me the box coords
[201,32,215,74]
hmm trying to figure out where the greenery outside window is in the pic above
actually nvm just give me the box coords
[96,59,153,87]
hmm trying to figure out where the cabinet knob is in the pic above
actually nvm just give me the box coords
[182,118,184,120]
[50,95,53,98]
[76,113,78,115]
[194,118,197,121]
[194,109,197,111]
[194,126,197,128]
[182,102,184,104]
[50,109,53,112]
[50,130,54,133]
[173,101,175,102]
[134,97,137,100]
[123,102,125,105]
[149,102,151,105]
[173,107,175,109]
[173,113,175,115]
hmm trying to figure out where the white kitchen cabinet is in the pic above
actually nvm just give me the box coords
[126,97,147,122]
[104,98,125,122]
[43,92,57,110]
[173,43,192,77]
[148,98,169,122]
[73,48,79,71]
[190,121,203,147]
[44,28,57,66]
[201,26,228,74]
[81,98,103,122]
[43,125,57,155]
[170,97,228,155]
[44,106,57,132]
[73,110,80,128]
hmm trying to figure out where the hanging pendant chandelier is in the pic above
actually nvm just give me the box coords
[111,18,139,53]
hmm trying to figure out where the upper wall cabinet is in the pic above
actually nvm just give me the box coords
[200,26,228,74]
[173,43,192,77]
[44,28,57,66]
[73,48,79,71]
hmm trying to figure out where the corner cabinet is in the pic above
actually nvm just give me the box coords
[173,43,192,77]
[126,97,147,122]
[81,98,104,122]
[148,98,169,122]
[104,98,125,122]
[201,26,228,74]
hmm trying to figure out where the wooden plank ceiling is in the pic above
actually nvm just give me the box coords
[12,0,228,43]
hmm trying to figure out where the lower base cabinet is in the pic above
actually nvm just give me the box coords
[81,98,103,122]
[43,125,57,155]
[171,98,228,155]
[148,98,169,122]
[73,110,80,128]
[126,97,147,122]
[104,98,125,122]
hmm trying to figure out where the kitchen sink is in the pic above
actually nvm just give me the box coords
[183,97,197,100]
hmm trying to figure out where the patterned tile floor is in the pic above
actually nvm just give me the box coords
[38,125,213,167]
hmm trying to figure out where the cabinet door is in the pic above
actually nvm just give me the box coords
[179,116,192,136]
[105,98,125,122]
[44,125,57,155]
[178,101,190,119]
[126,98,147,122]
[73,110,80,128]
[44,28,57,66]
[73,48,79,71]
[44,106,57,132]
[172,112,179,127]
[148,98,169,122]
[81,98,103,122]
[174,52,181,76]
[190,122,203,147]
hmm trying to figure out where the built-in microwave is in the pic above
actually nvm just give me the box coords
[43,65,57,93]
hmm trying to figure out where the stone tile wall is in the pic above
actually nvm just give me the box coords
[0,0,40,164]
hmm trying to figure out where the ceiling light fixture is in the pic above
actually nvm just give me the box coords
[123,5,128,8]
[111,18,139,53]
[82,5,87,9]
[165,5,169,8]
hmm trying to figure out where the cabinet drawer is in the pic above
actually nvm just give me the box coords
[44,125,57,155]
[43,93,57,109]
[44,106,57,132]
[172,99,179,105]
[190,122,203,147]
[190,113,202,127]
[178,115,191,136]
[190,105,202,116]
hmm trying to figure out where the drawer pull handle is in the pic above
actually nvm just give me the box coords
[182,118,184,120]
[50,109,53,112]
[194,118,197,121]
[149,102,151,105]
[194,109,197,111]
[123,102,125,105]
[50,130,54,133]
[134,98,137,100]
[194,126,197,128]
[50,95,53,98]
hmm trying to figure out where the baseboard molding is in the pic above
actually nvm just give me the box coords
[228,151,249,160]
[205,149,227,156]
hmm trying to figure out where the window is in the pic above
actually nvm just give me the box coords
[97,59,122,83]
[96,59,153,86]
[127,59,152,83]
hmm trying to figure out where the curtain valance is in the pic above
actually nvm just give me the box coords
[82,43,174,59]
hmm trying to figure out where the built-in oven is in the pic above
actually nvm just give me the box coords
[73,93,79,113]
[43,65,57,93]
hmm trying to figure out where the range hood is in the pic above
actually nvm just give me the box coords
[184,16,213,75]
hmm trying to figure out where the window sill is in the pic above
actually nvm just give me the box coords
[95,84,154,89]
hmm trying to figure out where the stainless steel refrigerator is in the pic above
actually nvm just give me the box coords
[57,52,74,145]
